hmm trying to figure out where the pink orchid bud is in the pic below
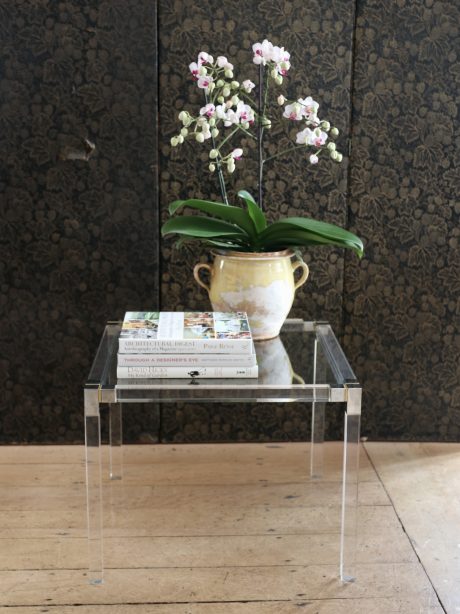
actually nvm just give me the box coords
[231,148,243,159]
[309,154,319,165]
[277,95,286,105]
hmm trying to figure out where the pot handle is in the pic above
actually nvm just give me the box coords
[193,263,212,293]
[292,261,309,289]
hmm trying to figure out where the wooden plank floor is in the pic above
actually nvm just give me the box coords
[0,442,452,613]
[365,442,460,614]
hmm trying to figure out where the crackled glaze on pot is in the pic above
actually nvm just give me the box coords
[194,250,309,340]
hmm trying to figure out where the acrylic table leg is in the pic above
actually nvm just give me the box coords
[310,338,325,478]
[109,403,123,480]
[340,387,361,583]
[310,402,325,478]
[84,388,104,585]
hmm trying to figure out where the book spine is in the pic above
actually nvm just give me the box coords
[118,339,253,354]
[117,353,257,367]
[117,365,259,379]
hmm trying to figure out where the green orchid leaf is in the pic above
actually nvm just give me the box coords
[168,198,256,238]
[202,239,249,251]
[161,216,250,241]
[168,200,186,214]
[259,229,335,250]
[259,218,364,257]
[237,190,267,233]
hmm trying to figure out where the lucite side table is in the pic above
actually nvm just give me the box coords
[84,319,361,585]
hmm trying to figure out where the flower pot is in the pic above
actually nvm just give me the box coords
[193,249,309,340]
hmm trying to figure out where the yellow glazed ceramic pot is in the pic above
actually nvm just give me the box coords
[193,250,309,340]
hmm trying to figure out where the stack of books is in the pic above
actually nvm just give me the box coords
[117,311,258,379]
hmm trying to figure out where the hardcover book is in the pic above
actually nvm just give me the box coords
[117,348,257,367]
[118,311,254,354]
[116,365,259,379]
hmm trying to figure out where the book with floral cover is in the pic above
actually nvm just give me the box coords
[118,311,254,354]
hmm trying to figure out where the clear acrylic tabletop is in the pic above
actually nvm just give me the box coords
[85,319,359,404]
[84,319,362,586]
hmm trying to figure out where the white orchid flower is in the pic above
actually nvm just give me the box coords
[199,103,216,118]
[283,102,303,121]
[295,127,315,145]
[277,60,290,76]
[216,55,234,70]
[241,79,255,93]
[236,101,254,123]
[223,109,238,126]
[197,75,213,91]
[215,105,227,120]
[296,127,328,147]
[298,96,319,118]
[231,148,243,159]
[312,129,328,146]
[189,62,199,79]
[198,51,213,65]
[252,39,273,65]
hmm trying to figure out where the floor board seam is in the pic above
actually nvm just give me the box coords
[363,443,447,613]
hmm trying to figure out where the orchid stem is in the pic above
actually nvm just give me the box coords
[263,144,308,164]
[206,92,229,205]
[258,64,264,211]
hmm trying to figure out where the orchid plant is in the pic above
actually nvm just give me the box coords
[162,40,363,257]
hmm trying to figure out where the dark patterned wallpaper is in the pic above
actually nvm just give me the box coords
[1,0,458,443]
[343,0,460,440]
[0,0,160,442]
